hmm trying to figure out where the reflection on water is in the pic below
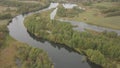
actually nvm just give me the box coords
[8,3,98,68]
[28,31,80,54]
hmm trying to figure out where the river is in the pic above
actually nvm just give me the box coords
[7,3,93,68]
[8,3,118,68]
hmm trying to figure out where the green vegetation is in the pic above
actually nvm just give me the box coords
[56,2,120,30]
[0,0,50,14]
[0,13,12,20]
[17,43,53,68]
[0,0,120,68]
[0,0,53,68]
[85,49,106,66]
[101,7,120,17]
[0,25,8,48]
[24,10,120,68]
[57,5,84,18]
[0,36,53,68]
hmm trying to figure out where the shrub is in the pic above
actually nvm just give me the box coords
[95,5,107,9]
[85,49,106,66]
[0,13,12,20]
[101,7,120,14]
[82,2,93,6]
[57,6,84,18]
[106,11,120,17]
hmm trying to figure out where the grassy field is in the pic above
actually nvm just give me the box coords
[0,0,53,68]
[0,0,50,14]
[0,35,53,68]
[56,2,120,30]
[0,36,22,68]
[72,9,120,30]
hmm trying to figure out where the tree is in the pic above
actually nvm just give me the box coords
[86,49,106,66]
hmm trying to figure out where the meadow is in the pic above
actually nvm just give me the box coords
[56,2,120,29]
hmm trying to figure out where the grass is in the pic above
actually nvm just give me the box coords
[15,1,40,4]
[117,64,120,68]
[0,6,8,12]
[0,20,9,26]
[0,36,20,68]
[72,8,120,30]
[0,34,53,68]
[56,2,120,30]
[0,1,53,68]
[92,2,118,8]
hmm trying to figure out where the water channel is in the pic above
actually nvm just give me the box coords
[7,3,120,68]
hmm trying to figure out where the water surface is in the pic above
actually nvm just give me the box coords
[8,3,96,68]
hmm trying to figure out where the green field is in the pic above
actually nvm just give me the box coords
[72,9,120,29]
[56,2,120,30]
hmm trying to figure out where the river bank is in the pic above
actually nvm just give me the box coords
[24,6,120,68]
[8,3,96,68]
[0,0,53,68]
[0,1,119,68]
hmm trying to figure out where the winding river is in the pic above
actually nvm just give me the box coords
[7,3,120,68]
[8,3,94,68]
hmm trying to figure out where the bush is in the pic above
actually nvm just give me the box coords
[17,46,53,68]
[57,6,84,18]
[95,5,107,9]
[102,31,118,38]
[85,49,106,66]
[106,11,120,17]
[0,25,8,48]
[101,7,120,17]
[82,2,93,6]
[101,7,120,14]
[0,13,12,20]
